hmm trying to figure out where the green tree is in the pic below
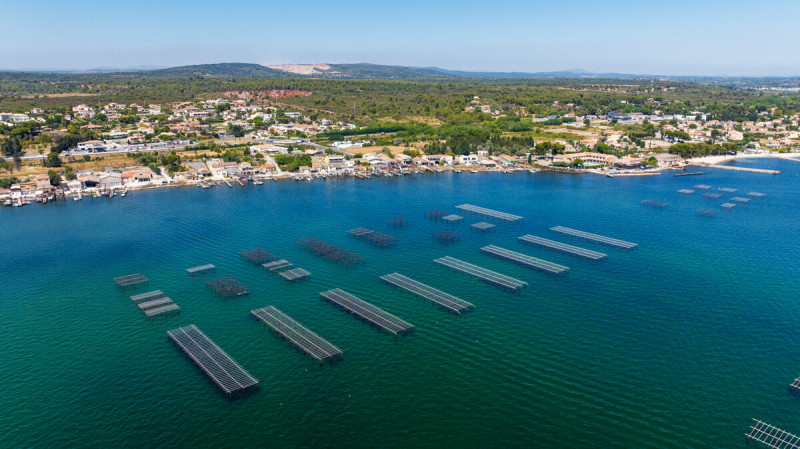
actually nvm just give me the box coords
[43,151,62,167]
[47,169,61,186]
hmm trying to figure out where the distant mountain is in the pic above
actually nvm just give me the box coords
[129,63,291,78]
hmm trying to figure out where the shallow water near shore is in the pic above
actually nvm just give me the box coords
[1,158,799,448]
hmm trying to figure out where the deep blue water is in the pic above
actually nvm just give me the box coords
[0,157,798,448]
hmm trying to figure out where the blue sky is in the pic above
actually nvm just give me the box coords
[3,0,799,76]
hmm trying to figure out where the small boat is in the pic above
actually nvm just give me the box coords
[73,197,80,201]
[470,170,478,173]
[528,169,540,173]
[454,169,462,173]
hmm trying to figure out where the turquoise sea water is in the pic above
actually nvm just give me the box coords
[0,158,799,448]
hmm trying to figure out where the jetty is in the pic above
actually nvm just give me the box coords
[519,235,607,261]
[481,245,569,275]
[673,171,706,177]
[131,290,180,318]
[380,272,474,314]
[704,165,780,175]
[347,227,396,247]
[641,200,668,208]
[296,237,364,265]
[206,277,250,298]
[114,273,148,290]
[251,306,342,364]
[434,230,460,243]
[279,268,311,282]
[263,259,292,271]
[550,226,637,249]
[320,288,414,336]
[434,256,528,291]
[168,324,259,399]
[746,419,800,449]
[239,248,277,265]
[187,264,216,276]
[471,222,496,232]
[455,204,523,223]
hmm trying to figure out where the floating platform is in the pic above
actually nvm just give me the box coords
[481,245,569,275]
[677,189,695,195]
[434,256,528,291]
[320,288,414,336]
[295,237,365,265]
[114,273,148,290]
[695,208,717,217]
[731,197,751,203]
[746,419,800,449]
[425,210,445,220]
[703,192,722,199]
[131,290,180,318]
[279,268,311,282]
[347,227,373,237]
[251,306,342,363]
[455,204,523,223]
[550,226,637,249]
[694,184,711,189]
[381,272,474,314]
[719,187,738,193]
[131,290,166,304]
[206,277,250,298]
[433,230,460,243]
[239,248,277,265]
[641,200,669,208]
[347,228,396,247]
[168,324,259,398]
[471,221,496,232]
[747,192,766,198]
[518,235,607,261]
[388,217,408,227]
[791,375,800,391]
[263,259,292,271]
[442,214,464,224]
[187,264,216,276]
[721,203,736,210]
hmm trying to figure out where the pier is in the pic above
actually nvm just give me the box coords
[471,222,496,232]
[434,230,460,243]
[296,237,365,265]
[641,200,668,208]
[455,204,523,223]
[168,324,259,398]
[206,277,250,298]
[706,165,780,174]
[519,235,607,261]
[114,273,149,290]
[380,272,474,314]
[239,248,277,265]
[481,245,569,275]
[550,226,637,249]
[187,264,216,276]
[746,419,800,449]
[251,306,342,363]
[320,288,414,336]
[279,268,311,282]
[434,256,528,291]
[347,228,396,247]
[263,259,292,271]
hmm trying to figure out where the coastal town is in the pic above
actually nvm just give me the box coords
[2,92,799,206]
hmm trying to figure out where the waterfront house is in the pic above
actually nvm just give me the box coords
[653,153,683,167]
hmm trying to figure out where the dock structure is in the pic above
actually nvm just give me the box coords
[747,192,766,198]
[455,204,523,223]
[388,217,408,227]
[481,245,569,275]
[251,306,342,364]
[677,189,695,195]
[719,187,738,193]
[441,214,465,224]
[434,256,528,291]
[239,248,277,265]
[167,324,259,398]
[746,419,800,449]
[694,184,712,190]
[131,290,166,304]
[347,228,396,247]
[703,192,723,199]
[425,210,445,220]
[731,196,751,203]
[695,208,717,217]
[295,237,365,265]
[550,226,638,249]
[721,203,736,210]
[791,375,800,391]
[641,200,669,208]
[138,297,180,318]
[320,288,414,336]
[434,230,461,243]
[471,221,496,232]
[279,268,311,282]
[114,273,149,290]
[187,264,216,276]
[263,259,292,271]
[380,272,474,314]
[519,235,607,261]
[206,277,250,298]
